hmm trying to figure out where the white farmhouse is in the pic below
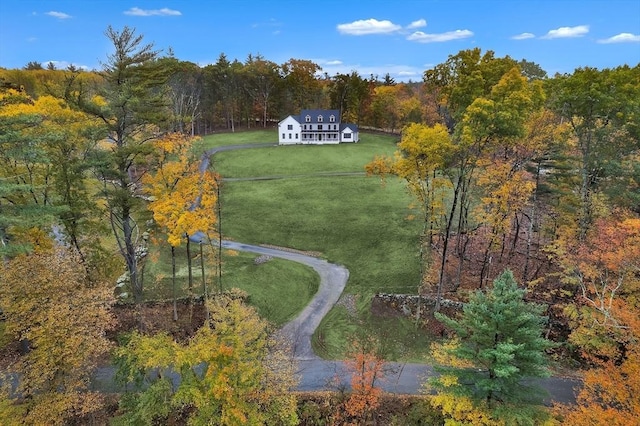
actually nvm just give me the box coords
[278,109,359,145]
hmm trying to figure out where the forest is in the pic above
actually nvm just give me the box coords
[1,25,639,425]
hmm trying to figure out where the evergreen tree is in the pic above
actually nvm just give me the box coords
[432,270,553,408]
[71,26,170,302]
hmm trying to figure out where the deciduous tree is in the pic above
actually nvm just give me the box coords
[342,338,385,424]
[0,248,115,425]
[556,212,640,363]
[547,65,640,238]
[366,122,453,308]
[559,301,640,425]
[144,133,220,319]
[113,295,298,425]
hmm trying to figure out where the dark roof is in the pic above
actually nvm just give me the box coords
[299,109,340,124]
[340,123,358,132]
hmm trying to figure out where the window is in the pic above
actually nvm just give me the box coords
[329,115,335,122]
[289,133,292,139]
[334,124,337,130]
[305,115,311,122]
[287,124,293,130]
[317,115,323,122]
[303,124,307,130]
[318,124,323,130]
[344,133,351,139]
[282,133,285,139]
[295,133,298,139]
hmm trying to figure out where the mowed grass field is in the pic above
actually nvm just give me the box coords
[144,245,319,327]
[213,136,400,178]
[200,130,434,361]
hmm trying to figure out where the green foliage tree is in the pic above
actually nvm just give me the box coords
[242,55,282,128]
[547,65,640,238]
[202,53,245,132]
[281,58,323,112]
[0,88,54,257]
[71,26,170,303]
[430,270,553,419]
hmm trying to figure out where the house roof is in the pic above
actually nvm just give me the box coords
[279,110,358,130]
[299,109,340,124]
[340,123,359,132]
[278,115,298,125]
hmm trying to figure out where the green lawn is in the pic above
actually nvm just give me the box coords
[221,176,421,295]
[197,129,279,148]
[221,174,429,359]
[147,130,435,360]
[213,133,400,178]
[143,244,319,327]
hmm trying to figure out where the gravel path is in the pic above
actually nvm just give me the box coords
[220,240,348,360]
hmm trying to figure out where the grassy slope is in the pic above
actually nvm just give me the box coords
[211,132,435,360]
[144,243,319,328]
[198,129,278,148]
[215,138,399,178]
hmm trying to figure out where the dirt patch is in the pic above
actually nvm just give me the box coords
[370,296,404,318]
[295,391,443,425]
[110,299,207,341]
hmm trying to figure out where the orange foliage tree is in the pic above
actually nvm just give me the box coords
[560,301,640,425]
[341,338,386,424]
[557,212,640,363]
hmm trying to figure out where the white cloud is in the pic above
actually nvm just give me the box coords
[512,32,535,40]
[46,11,71,19]
[318,60,425,82]
[337,19,401,35]
[407,19,427,29]
[598,32,640,44]
[407,29,473,43]
[124,7,181,17]
[542,25,589,39]
[45,60,90,70]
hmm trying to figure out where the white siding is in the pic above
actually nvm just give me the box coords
[278,116,301,144]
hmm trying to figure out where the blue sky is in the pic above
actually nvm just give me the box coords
[1,0,639,81]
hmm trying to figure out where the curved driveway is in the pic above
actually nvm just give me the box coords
[197,143,580,404]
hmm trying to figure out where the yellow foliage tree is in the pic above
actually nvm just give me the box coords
[144,133,220,319]
[366,122,453,308]
[113,295,299,425]
[0,248,115,425]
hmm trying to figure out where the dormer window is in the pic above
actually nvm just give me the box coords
[329,115,335,123]
[317,115,323,122]
[305,115,311,122]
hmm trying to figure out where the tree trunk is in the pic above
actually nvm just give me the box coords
[436,172,463,311]
[186,234,193,324]
[172,246,177,321]
[200,242,209,320]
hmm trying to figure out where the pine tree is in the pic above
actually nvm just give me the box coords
[70,26,170,303]
[432,270,553,408]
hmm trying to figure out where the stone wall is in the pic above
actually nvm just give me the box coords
[372,293,464,318]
